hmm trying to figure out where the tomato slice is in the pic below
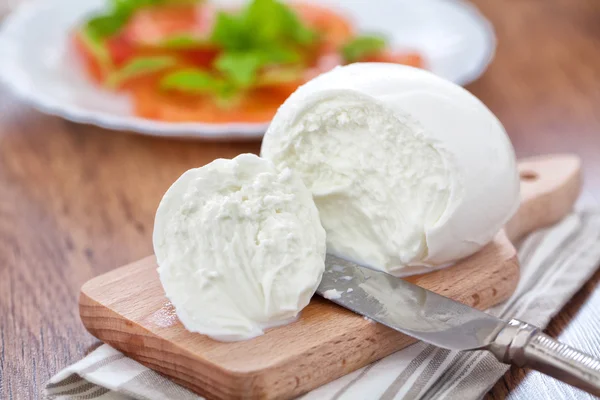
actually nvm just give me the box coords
[291,3,354,51]
[121,4,218,68]
[122,4,215,46]
[304,52,344,81]
[361,51,424,68]
[105,35,136,67]
[72,32,107,84]
[129,78,293,123]
[178,48,220,69]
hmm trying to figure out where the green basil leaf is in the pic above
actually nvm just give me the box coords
[341,35,387,62]
[258,45,301,64]
[244,0,280,45]
[210,11,251,50]
[278,3,316,45]
[78,28,113,74]
[214,47,300,87]
[244,0,316,46]
[156,34,210,49]
[161,69,229,95]
[107,56,177,87]
[214,52,263,87]
[84,0,202,41]
[85,14,127,38]
[210,0,316,51]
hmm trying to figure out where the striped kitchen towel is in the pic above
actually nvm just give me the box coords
[44,210,600,400]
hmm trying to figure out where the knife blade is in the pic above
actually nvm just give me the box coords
[317,254,600,396]
[317,254,506,351]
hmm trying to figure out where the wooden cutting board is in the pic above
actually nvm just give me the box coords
[80,154,581,400]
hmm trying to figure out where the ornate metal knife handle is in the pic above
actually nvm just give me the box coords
[487,319,600,396]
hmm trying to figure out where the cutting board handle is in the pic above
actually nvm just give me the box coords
[505,154,582,243]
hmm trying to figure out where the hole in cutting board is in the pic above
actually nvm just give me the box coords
[519,170,538,181]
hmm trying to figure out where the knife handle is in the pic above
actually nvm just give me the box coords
[488,319,600,396]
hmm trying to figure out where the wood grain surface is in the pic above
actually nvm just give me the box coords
[1,0,600,399]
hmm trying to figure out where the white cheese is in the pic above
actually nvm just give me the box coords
[261,63,519,276]
[153,154,326,341]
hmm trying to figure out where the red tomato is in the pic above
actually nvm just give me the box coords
[105,35,135,67]
[361,51,424,68]
[122,4,215,46]
[129,78,292,123]
[304,52,344,81]
[121,4,219,68]
[179,48,220,68]
[291,3,354,51]
[72,32,105,83]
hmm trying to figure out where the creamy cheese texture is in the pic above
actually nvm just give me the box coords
[153,154,326,341]
[261,63,520,276]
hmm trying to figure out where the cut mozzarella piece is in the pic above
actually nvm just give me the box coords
[153,154,326,341]
[261,63,519,276]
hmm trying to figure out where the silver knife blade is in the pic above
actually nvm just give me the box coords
[317,254,508,351]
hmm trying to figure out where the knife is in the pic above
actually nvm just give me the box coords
[318,254,600,396]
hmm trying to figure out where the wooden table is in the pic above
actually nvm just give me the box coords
[1,0,599,398]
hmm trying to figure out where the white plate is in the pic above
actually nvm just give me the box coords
[0,0,495,139]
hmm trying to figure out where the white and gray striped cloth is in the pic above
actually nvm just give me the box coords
[45,210,600,400]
